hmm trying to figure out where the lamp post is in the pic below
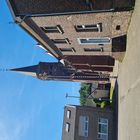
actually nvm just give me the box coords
[65,93,80,99]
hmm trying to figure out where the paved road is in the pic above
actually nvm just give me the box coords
[118,0,140,139]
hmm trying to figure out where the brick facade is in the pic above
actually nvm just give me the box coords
[9,0,135,16]
[7,0,135,74]
[62,105,115,140]
[31,12,130,56]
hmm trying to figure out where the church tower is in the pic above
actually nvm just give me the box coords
[10,62,110,83]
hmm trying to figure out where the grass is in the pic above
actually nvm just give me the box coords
[100,86,114,108]
[110,86,114,103]
[110,86,115,109]
[100,101,106,108]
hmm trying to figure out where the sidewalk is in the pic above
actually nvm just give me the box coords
[109,60,119,101]
[118,0,140,139]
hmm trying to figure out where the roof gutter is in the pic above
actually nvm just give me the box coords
[6,0,22,23]
[16,8,115,17]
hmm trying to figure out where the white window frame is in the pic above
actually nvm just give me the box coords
[59,48,76,52]
[78,37,111,45]
[66,110,71,119]
[40,25,64,34]
[65,123,70,132]
[75,23,102,32]
[52,38,70,44]
[78,116,89,137]
[98,118,108,140]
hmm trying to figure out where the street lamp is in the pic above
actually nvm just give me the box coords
[65,93,80,99]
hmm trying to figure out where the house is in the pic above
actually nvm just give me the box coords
[7,0,135,74]
[90,83,111,99]
[62,105,116,140]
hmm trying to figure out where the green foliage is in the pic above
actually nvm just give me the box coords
[79,83,91,105]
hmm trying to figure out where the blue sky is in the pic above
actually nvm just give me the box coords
[0,1,80,140]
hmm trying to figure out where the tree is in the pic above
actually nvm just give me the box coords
[79,83,91,105]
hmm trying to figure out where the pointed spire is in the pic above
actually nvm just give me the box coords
[7,62,110,83]
[10,65,38,77]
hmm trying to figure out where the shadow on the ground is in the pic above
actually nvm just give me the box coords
[112,80,118,140]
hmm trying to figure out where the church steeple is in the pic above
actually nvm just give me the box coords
[9,62,110,83]
[10,65,38,77]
